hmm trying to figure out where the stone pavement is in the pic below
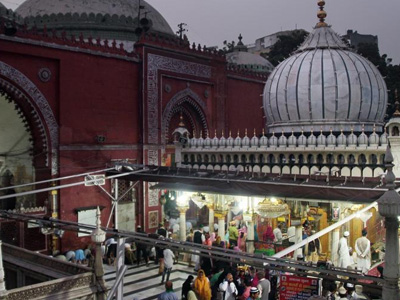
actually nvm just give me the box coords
[104,262,195,300]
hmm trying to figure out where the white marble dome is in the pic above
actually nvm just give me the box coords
[263,24,387,134]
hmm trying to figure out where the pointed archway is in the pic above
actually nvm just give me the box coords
[0,61,58,176]
[162,88,208,143]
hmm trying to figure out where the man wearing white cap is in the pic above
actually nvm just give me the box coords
[355,229,371,275]
[338,286,348,300]
[338,231,351,269]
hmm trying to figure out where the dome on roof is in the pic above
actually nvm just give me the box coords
[263,7,387,134]
[226,51,274,72]
[16,0,173,41]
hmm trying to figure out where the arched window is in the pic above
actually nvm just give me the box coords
[184,155,189,163]
[259,154,265,164]
[190,154,195,163]
[279,154,286,164]
[234,155,239,164]
[327,154,334,165]
[197,154,203,163]
[392,126,399,136]
[370,154,378,165]
[268,154,275,164]
[358,154,367,165]
[379,154,385,164]
[211,155,216,163]
[337,154,345,165]
[348,154,355,165]
[249,154,255,164]
[204,155,209,163]
[289,154,296,165]
[298,154,304,164]
[226,155,232,163]
[307,154,314,164]
[317,154,324,164]
[241,155,247,163]
[219,155,224,163]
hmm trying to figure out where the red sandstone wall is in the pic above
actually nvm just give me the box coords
[0,38,140,250]
[226,76,266,134]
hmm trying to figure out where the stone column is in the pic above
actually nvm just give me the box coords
[330,227,340,266]
[216,211,227,244]
[0,241,6,297]
[208,203,215,233]
[382,217,400,299]
[178,207,188,241]
[377,146,400,300]
[91,207,107,300]
[294,225,303,259]
[244,213,255,254]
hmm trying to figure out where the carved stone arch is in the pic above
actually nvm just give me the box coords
[0,62,58,175]
[162,88,208,143]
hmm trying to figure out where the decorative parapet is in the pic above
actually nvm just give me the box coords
[187,128,388,150]
[0,20,138,59]
[4,272,95,300]
[226,63,270,80]
[138,31,226,61]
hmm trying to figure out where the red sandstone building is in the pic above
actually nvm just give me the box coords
[0,0,270,250]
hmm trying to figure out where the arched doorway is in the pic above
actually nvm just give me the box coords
[0,62,57,208]
[162,88,208,144]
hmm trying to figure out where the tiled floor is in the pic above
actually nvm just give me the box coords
[104,261,196,300]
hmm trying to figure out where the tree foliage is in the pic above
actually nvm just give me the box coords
[357,43,400,118]
[263,30,308,66]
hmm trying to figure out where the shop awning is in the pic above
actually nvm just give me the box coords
[107,165,392,203]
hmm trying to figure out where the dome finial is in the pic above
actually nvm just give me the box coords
[316,0,328,28]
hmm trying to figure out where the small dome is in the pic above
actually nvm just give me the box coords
[226,132,234,147]
[242,130,250,147]
[219,133,226,147]
[212,132,219,147]
[358,129,368,145]
[337,130,347,146]
[190,135,197,148]
[269,132,278,147]
[197,133,204,148]
[307,131,317,146]
[347,130,357,146]
[226,52,274,72]
[327,130,336,146]
[369,127,379,145]
[234,132,242,147]
[250,130,259,147]
[204,132,211,148]
[278,132,287,147]
[16,0,174,42]
[298,131,307,146]
[317,131,326,147]
[260,132,268,146]
[288,131,297,146]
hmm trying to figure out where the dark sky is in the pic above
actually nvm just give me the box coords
[3,0,400,64]
[146,0,400,64]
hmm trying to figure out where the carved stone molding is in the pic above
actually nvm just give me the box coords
[162,88,208,142]
[38,68,52,82]
[6,273,93,300]
[0,61,59,175]
[146,53,211,147]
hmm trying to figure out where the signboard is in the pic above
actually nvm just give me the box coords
[279,275,320,300]
[84,175,105,186]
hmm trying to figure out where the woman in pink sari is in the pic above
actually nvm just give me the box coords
[262,225,275,242]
